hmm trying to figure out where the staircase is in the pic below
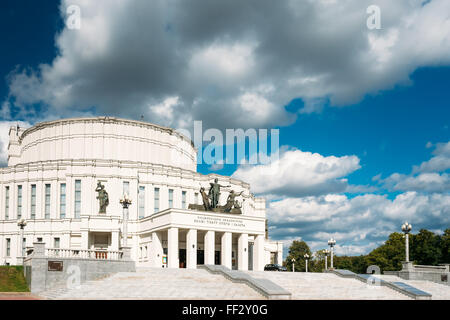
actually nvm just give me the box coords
[39,267,265,300]
[246,271,411,300]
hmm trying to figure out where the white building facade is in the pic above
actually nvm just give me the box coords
[0,117,282,271]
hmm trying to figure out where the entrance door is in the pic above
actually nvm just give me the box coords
[248,243,254,270]
[179,249,186,268]
[197,250,204,265]
[215,251,221,265]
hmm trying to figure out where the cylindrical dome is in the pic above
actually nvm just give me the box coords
[13,117,197,171]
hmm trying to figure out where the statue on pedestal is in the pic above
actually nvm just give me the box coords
[188,179,243,214]
[95,181,109,214]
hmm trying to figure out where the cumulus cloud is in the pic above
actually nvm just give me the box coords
[3,0,450,129]
[382,141,450,193]
[232,148,361,197]
[268,191,450,254]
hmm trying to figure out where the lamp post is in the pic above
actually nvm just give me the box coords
[120,193,132,247]
[328,238,336,270]
[324,249,330,271]
[291,258,296,272]
[401,222,412,262]
[304,253,309,272]
[17,219,27,264]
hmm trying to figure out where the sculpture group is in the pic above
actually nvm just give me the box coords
[189,178,244,214]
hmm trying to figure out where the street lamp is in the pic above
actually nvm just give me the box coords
[304,253,310,272]
[17,219,27,264]
[291,258,296,272]
[323,249,330,271]
[328,238,336,270]
[401,221,412,262]
[120,193,132,247]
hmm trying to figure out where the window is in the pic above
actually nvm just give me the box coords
[74,180,81,218]
[17,185,22,219]
[6,238,10,257]
[45,184,51,219]
[138,186,145,219]
[37,237,43,243]
[54,237,60,248]
[154,188,160,213]
[22,238,26,256]
[5,186,9,220]
[60,184,66,219]
[182,191,187,209]
[168,189,174,208]
[30,185,36,219]
[123,181,130,196]
[195,192,198,205]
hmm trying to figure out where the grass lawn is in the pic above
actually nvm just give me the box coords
[0,266,30,292]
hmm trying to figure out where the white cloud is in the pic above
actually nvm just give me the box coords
[3,0,450,128]
[232,148,361,197]
[268,191,450,255]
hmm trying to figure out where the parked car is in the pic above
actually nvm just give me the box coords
[264,264,287,271]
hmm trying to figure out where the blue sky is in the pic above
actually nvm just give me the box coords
[1,0,449,256]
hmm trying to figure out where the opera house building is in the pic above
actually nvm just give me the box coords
[0,117,282,271]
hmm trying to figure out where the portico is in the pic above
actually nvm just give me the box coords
[140,208,266,271]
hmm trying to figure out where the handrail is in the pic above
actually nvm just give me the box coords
[45,248,123,260]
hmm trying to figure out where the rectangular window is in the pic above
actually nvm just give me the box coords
[22,238,26,256]
[54,237,60,248]
[5,186,9,220]
[195,192,198,205]
[123,181,130,196]
[74,180,81,219]
[168,189,174,208]
[60,183,66,219]
[17,185,22,219]
[30,185,36,219]
[6,238,10,257]
[45,184,51,219]
[138,186,145,219]
[182,191,187,209]
[154,188,160,213]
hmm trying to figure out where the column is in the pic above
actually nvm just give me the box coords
[151,232,163,268]
[221,232,232,269]
[405,233,410,262]
[167,228,179,268]
[186,229,197,269]
[253,234,265,271]
[111,231,119,251]
[238,233,248,271]
[204,231,215,265]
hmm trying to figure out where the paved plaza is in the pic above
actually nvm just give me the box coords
[36,268,450,300]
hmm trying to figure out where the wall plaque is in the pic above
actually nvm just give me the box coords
[48,261,63,272]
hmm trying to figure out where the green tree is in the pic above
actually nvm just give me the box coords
[411,229,442,265]
[284,240,311,272]
[365,232,405,272]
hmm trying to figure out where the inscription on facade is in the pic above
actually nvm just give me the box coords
[193,215,246,228]
[48,261,63,272]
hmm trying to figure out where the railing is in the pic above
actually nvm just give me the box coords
[413,265,449,272]
[45,248,123,260]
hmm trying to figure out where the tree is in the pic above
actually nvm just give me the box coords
[411,229,442,265]
[284,240,311,272]
[366,232,405,272]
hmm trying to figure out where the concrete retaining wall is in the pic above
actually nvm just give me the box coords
[24,243,135,293]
